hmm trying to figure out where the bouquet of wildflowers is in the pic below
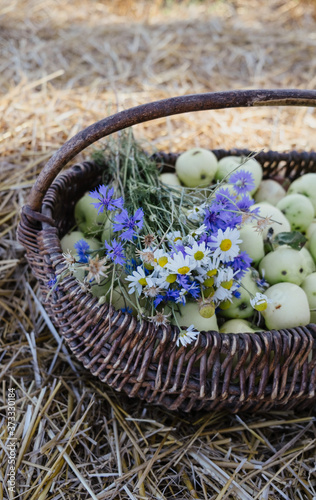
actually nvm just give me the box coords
[53,132,282,348]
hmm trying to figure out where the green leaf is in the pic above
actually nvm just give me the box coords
[274,231,307,250]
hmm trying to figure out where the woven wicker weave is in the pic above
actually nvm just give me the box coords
[17,90,316,412]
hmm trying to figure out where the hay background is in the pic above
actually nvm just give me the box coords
[1,1,316,498]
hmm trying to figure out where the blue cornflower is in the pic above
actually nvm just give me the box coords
[153,294,165,308]
[198,232,213,246]
[186,281,201,299]
[74,239,91,263]
[229,169,255,195]
[165,289,180,302]
[121,307,133,314]
[104,239,125,265]
[236,194,254,212]
[177,274,190,289]
[125,258,138,275]
[113,208,144,241]
[89,185,124,214]
[233,290,241,298]
[207,189,243,229]
[177,275,200,299]
[172,243,187,257]
[203,209,229,233]
[209,188,237,212]
[153,289,180,308]
[225,211,243,229]
[226,251,252,279]
[236,195,260,224]
[47,277,58,290]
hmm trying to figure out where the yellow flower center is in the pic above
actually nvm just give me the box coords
[254,301,268,312]
[138,278,147,286]
[166,274,177,283]
[221,279,233,289]
[158,256,168,268]
[220,239,232,252]
[203,277,214,287]
[194,250,204,261]
[177,266,190,275]
[207,269,217,277]
[174,236,182,242]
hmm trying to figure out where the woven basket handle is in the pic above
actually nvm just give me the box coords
[28,89,316,212]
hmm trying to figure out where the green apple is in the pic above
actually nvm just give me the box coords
[299,247,316,274]
[300,273,316,323]
[175,148,218,188]
[74,193,108,237]
[90,279,112,298]
[287,173,316,213]
[100,286,139,315]
[309,229,316,263]
[219,269,261,320]
[238,224,265,265]
[259,246,309,286]
[219,319,258,334]
[306,219,316,247]
[215,155,262,194]
[101,217,114,244]
[262,283,310,330]
[254,179,286,206]
[172,302,219,332]
[307,219,316,238]
[251,202,291,238]
[215,155,240,181]
[159,173,182,188]
[276,193,314,233]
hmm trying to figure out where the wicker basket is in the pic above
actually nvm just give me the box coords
[17,90,316,413]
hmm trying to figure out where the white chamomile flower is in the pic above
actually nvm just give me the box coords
[166,231,183,245]
[166,252,196,276]
[213,286,234,303]
[211,228,242,263]
[155,272,177,289]
[189,224,207,239]
[215,267,238,289]
[195,257,220,283]
[153,248,169,269]
[125,266,148,295]
[250,292,272,312]
[185,241,211,267]
[176,325,200,347]
[186,203,207,222]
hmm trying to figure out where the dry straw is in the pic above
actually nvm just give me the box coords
[1,0,316,498]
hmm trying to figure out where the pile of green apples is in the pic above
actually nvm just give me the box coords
[160,148,316,334]
[60,147,316,335]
